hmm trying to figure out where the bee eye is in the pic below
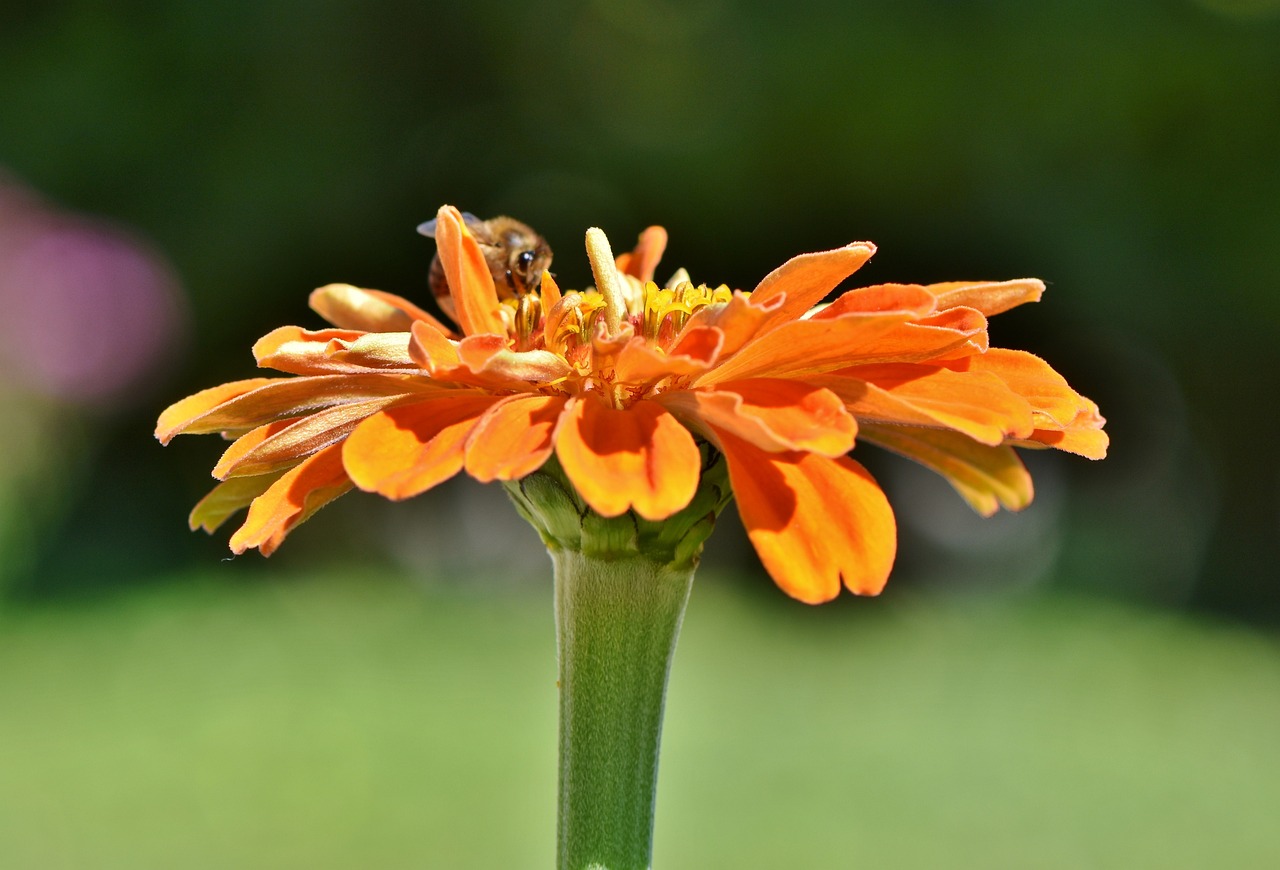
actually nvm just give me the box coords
[517,250,537,271]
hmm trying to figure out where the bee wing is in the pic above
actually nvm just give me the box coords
[417,212,486,240]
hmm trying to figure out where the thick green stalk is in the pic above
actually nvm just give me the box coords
[553,550,695,870]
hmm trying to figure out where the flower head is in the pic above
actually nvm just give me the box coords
[157,205,1106,603]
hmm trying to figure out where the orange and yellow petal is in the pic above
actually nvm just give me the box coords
[434,205,505,337]
[554,397,700,521]
[942,348,1091,428]
[614,331,722,385]
[927,278,1044,316]
[615,226,668,283]
[749,242,877,332]
[693,307,918,386]
[810,283,937,319]
[159,374,431,441]
[253,326,418,375]
[681,290,781,359]
[309,283,451,334]
[859,423,1034,516]
[343,394,501,500]
[659,379,855,456]
[827,362,1035,444]
[718,433,896,602]
[189,472,288,533]
[228,443,353,556]
[1020,400,1109,459]
[464,394,568,482]
[156,378,278,444]
[213,395,408,479]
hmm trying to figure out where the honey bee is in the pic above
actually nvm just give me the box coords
[417,212,552,320]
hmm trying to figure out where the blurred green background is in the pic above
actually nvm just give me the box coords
[1,1,1277,866]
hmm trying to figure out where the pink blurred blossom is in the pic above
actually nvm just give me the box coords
[0,172,187,407]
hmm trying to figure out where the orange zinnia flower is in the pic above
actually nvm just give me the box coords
[157,205,1106,603]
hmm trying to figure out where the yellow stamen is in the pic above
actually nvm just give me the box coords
[585,228,625,336]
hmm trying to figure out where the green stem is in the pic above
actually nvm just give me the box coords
[553,549,695,870]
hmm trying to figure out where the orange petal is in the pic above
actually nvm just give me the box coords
[457,334,574,383]
[1019,400,1108,459]
[927,279,1044,316]
[343,394,500,500]
[859,423,1034,516]
[409,319,462,373]
[539,270,563,311]
[942,348,1090,427]
[228,443,353,556]
[718,433,896,602]
[465,394,568,482]
[658,379,855,456]
[614,331,722,385]
[554,397,700,520]
[830,363,1034,444]
[214,395,408,479]
[156,378,278,444]
[309,283,451,334]
[749,243,876,331]
[617,226,668,283]
[253,326,418,375]
[694,308,915,386]
[159,374,431,441]
[682,290,782,359]
[189,472,287,533]
[810,283,937,319]
[434,205,506,336]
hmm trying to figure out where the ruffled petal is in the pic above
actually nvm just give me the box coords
[457,335,574,383]
[693,308,917,386]
[159,374,431,441]
[809,283,937,319]
[681,290,781,359]
[749,243,877,332]
[213,395,408,479]
[156,378,278,444]
[614,330,722,385]
[1019,400,1109,459]
[942,348,1090,427]
[658,379,855,456]
[858,423,1034,516]
[825,363,1034,444]
[228,443,353,556]
[927,279,1044,316]
[615,226,667,283]
[253,326,418,375]
[434,205,506,337]
[343,394,500,500]
[189,472,287,533]
[309,283,451,334]
[718,433,896,602]
[465,394,568,482]
[554,397,700,521]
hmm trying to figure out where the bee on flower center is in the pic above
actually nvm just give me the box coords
[418,213,552,321]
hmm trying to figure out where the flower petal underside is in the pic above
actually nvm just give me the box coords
[309,283,451,334]
[858,422,1034,516]
[228,443,353,556]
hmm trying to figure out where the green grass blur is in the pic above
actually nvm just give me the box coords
[2,570,1276,868]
